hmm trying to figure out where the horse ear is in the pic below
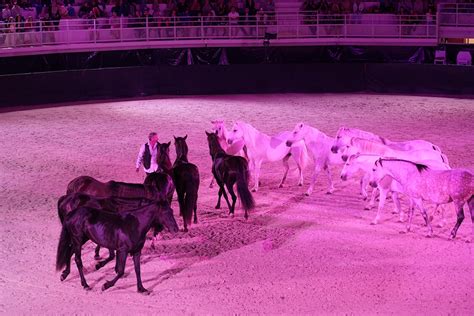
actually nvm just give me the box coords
[214,130,218,135]
[166,141,171,147]
[205,131,210,136]
[173,135,177,140]
[184,135,188,140]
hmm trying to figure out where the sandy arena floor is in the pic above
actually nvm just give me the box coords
[0,94,473,314]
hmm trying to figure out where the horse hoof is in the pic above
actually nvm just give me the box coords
[364,206,370,211]
[362,197,368,201]
[370,221,377,225]
[84,285,91,291]
[194,220,198,224]
[251,189,257,193]
[215,205,220,209]
[298,183,303,187]
[278,184,283,188]
[326,191,333,195]
[399,230,407,234]
[139,289,151,295]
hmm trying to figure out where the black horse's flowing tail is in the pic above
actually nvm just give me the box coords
[236,163,255,211]
[56,225,72,271]
[183,189,198,226]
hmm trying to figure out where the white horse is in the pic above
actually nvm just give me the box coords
[211,120,247,157]
[341,137,449,166]
[209,120,248,188]
[226,121,309,192]
[331,127,442,154]
[285,123,344,196]
[341,154,451,225]
[369,158,474,240]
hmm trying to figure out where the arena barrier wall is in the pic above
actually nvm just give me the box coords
[1,62,473,107]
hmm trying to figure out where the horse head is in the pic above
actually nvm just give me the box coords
[174,135,189,162]
[286,122,306,147]
[155,201,178,233]
[227,121,245,146]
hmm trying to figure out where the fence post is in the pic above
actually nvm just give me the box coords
[40,20,43,45]
[174,16,177,39]
[146,16,149,41]
[344,14,347,38]
[296,12,299,38]
[93,19,97,43]
[201,15,204,39]
[316,14,319,37]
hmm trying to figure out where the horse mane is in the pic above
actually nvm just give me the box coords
[351,137,387,152]
[174,137,189,163]
[379,158,430,173]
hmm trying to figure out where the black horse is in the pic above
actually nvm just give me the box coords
[206,131,255,219]
[172,135,200,232]
[67,176,166,201]
[56,200,178,294]
[57,193,157,272]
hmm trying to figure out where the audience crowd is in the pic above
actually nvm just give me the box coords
[0,0,471,46]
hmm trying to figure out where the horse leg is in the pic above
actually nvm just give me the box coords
[278,154,291,188]
[73,244,90,290]
[365,187,378,210]
[219,184,233,214]
[392,192,404,222]
[371,186,387,225]
[251,160,262,192]
[96,249,115,270]
[406,198,417,233]
[324,165,335,194]
[225,181,237,216]
[94,245,101,260]
[415,199,433,237]
[450,201,465,240]
[132,251,149,294]
[436,204,447,228]
[305,165,322,196]
[215,187,223,209]
[360,174,369,201]
[102,250,127,291]
[193,202,198,224]
[209,177,215,188]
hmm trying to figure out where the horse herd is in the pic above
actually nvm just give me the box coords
[55,120,474,294]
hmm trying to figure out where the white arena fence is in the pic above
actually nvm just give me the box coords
[0,12,438,50]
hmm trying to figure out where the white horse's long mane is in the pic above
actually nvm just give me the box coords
[377,158,430,173]
[339,127,386,144]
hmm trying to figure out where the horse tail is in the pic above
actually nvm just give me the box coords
[183,188,197,226]
[236,162,255,211]
[57,195,68,224]
[56,225,72,271]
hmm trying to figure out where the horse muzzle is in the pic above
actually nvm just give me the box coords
[341,155,348,162]
[286,141,292,147]
[331,146,338,153]
[227,139,233,145]
[369,181,378,188]
[340,174,347,181]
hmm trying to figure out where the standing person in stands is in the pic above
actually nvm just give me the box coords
[136,132,160,175]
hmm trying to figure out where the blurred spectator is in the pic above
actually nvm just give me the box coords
[23,15,36,44]
[5,16,16,46]
[228,5,238,36]
[245,0,256,16]
[78,1,91,18]
[2,4,12,20]
[67,3,76,17]
[240,6,254,36]
[110,10,120,38]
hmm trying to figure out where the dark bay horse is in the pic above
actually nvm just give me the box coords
[56,201,178,294]
[206,131,255,219]
[172,135,200,232]
[67,176,166,201]
[57,193,157,273]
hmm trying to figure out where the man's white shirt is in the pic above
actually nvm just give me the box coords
[136,142,159,173]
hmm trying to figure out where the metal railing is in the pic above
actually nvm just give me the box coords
[0,12,438,51]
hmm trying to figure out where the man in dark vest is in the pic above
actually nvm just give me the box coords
[136,132,160,175]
